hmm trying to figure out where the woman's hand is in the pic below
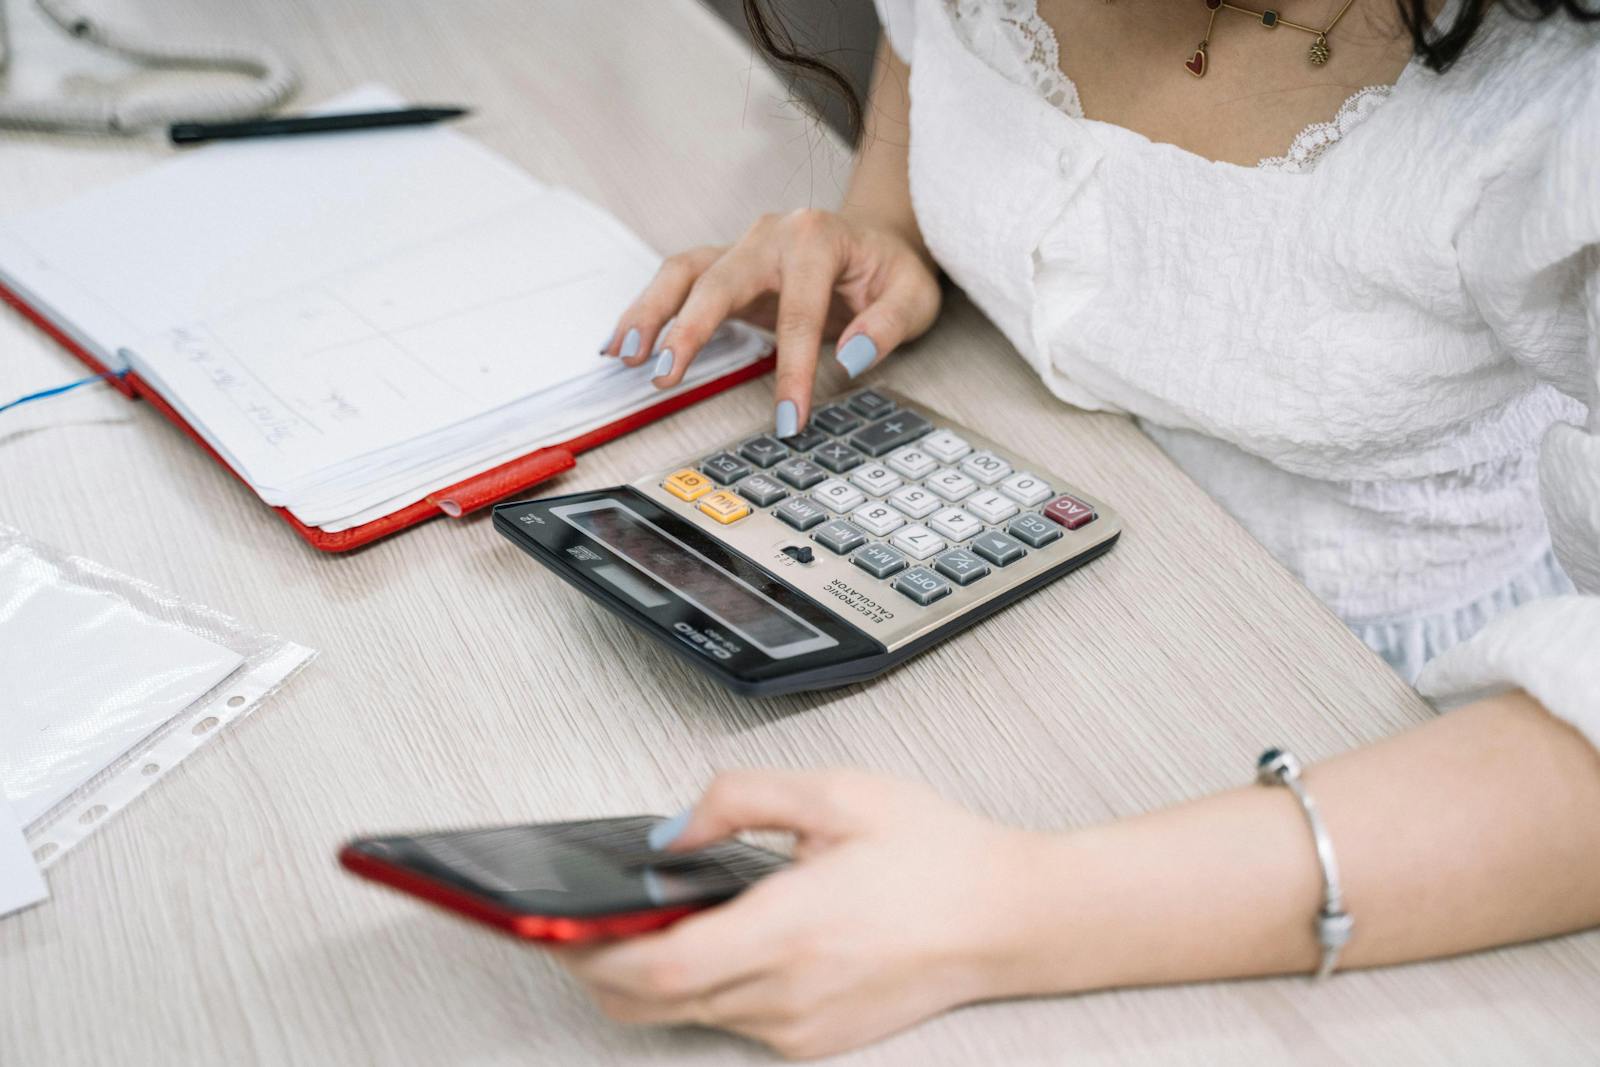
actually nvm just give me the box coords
[600,211,942,437]
[552,769,1040,1060]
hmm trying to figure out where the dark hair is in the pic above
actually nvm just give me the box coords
[746,0,1600,143]
[1402,0,1599,71]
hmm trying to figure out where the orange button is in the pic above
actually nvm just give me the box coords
[698,490,750,525]
[664,468,713,502]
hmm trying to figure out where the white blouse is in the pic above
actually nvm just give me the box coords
[872,0,1600,745]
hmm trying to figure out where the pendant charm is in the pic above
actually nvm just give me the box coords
[1186,42,1208,78]
[1308,35,1330,65]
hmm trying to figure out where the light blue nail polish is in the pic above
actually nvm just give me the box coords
[620,327,642,359]
[836,334,877,378]
[653,350,674,378]
[649,809,692,851]
[775,399,798,438]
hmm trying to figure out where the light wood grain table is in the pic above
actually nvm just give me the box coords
[2,2,1596,1064]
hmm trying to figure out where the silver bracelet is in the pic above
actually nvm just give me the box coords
[1256,748,1353,979]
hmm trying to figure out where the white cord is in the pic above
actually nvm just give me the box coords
[0,0,297,134]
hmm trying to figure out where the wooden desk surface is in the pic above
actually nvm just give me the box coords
[2,2,1596,1064]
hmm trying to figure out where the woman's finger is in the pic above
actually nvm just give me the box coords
[654,768,869,853]
[830,266,942,382]
[770,224,843,435]
[559,883,793,1007]
[650,249,771,387]
[605,246,723,365]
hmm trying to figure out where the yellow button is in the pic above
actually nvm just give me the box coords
[698,490,750,525]
[664,468,713,502]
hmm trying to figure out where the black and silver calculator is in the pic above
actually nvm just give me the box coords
[493,389,1122,696]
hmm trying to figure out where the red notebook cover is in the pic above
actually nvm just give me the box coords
[3,280,774,553]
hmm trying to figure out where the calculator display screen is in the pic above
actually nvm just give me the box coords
[555,501,838,659]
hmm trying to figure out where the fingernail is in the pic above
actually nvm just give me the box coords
[653,350,674,378]
[649,809,692,851]
[835,334,877,378]
[620,327,642,359]
[775,399,798,438]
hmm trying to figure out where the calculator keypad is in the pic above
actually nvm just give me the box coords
[813,519,868,555]
[698,490,751,524]
[851,502,906,537]
[701,452,750,484]
[814,441,866,473]
[775,457,827,490]
[775,495,828,531]
[737,473,789,507]
[849,463,902,496]
[893,566,951,605]
[657,389,1108,622]
[850,410,933,457]
[739,435,789,469]
[814,478,866,512]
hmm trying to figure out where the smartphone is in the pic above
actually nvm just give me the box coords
[339,816,787,944]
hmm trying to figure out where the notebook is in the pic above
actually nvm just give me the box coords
[0,86,773,548]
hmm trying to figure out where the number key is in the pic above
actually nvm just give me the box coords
[999,471,1052,507]
[929,506,982,542]
[886,446,938,480]
[813,478,866,512]
[965,489,1018,524]
[851,502,906,537]
[960,450,1012,485]
[849,462,902,496]
[890,523,945,560]
[926,467,978,502]
[887,484,940,519]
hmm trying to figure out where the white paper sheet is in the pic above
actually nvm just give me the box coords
[0,791,47,919]
[0,547,244,826]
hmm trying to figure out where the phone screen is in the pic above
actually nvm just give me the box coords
[346,816,786,918]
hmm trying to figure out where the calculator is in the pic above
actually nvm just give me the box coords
[493,388,1121,696]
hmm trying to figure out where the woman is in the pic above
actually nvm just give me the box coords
[578,1,1600,1058]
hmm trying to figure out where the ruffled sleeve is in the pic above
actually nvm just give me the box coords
[871,0,918,64]
[1416,59,1600,749]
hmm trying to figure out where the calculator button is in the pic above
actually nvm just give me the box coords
[813,479,867,512]
[1042,494,1098,530]
[1007,512,1062,548]
[775,496,828,531]
[999,471,1053,506]
[814,440,867,473]
[780,424,829,452]
[929,506,982,542]
[852,542,908,579]
[849,410,933,457]
[700,452,751,485]
[663,468,713,502]
[887,485,940,519]
[812,519,868,555]
[934,548,990,586]
[885,446,938,480]
[774,457,828,490]
[960,450,1013,485]
[698,491,751,524]
[926,467,978,502]
[851,502,906,537]
[738,435,789,468]
[845,389,896,420]
[812,405,863,435]
[964,489,1019,525]
[971,530,1027,567]
[890,524,946,560]
[920,430,972,463]
[736,473,789,507]
[849,462,902,496]
[893,566,951,606]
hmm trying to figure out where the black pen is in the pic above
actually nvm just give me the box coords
[169,106,470,146]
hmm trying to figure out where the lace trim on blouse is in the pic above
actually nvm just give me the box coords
[945,0,1394,173]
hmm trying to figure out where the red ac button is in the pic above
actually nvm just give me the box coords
[1041,494,1097,530]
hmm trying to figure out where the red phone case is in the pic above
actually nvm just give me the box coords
[338,845,703,944]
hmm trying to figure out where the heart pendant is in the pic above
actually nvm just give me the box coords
[1185,46,1207,78]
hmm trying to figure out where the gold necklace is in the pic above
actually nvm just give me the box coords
[1186,0,1359,78]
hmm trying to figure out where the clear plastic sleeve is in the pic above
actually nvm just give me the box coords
[0,524,313,867]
